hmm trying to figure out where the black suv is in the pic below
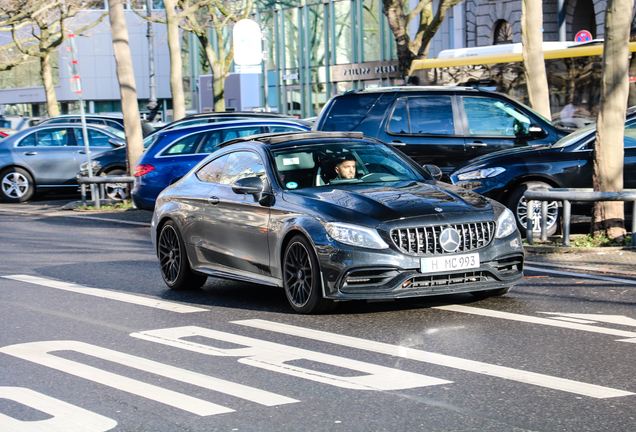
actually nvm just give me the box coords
[314,86,571,177]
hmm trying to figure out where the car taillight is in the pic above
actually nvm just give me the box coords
[134,164,155,177]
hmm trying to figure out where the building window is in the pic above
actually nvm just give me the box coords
[493,20,513,45]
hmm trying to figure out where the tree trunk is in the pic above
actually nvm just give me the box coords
[40,53,59,117]
[592,0,632,240]
[521,0,551,120]
[211,62,226,112]
[164,0,185,120]
[108,0,143,176]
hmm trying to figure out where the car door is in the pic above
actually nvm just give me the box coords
[15,127,79,185]
[202,150,272,276]
[378,96,465,176]
[461,96,535,160]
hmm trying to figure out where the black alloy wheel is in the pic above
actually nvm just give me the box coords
[283,235,333,314]
[158,221,207,290]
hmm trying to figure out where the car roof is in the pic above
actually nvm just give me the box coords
[154,118,310,137]
[40,114,125,121]
[340,86,479,95]
[219,131,367,148]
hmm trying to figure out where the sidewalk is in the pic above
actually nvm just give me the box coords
[1,198,635,279]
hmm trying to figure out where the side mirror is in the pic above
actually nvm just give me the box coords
[423,164,443,181]
[528,124,546,138]
[108,138,126,147]
[232,176,265,201]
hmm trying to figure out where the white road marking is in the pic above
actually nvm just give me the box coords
[132,326,450,391]
[0,341,298,415]
[434,305,636,339]
[2,274,207,313]
[234,319,634,399]
[540,313,636,327]
[525,265,636,285]
[0,387,117,432]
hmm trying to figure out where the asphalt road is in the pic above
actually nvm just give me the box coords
[1,212,636,432]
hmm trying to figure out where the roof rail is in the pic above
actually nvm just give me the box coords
[219,131,365,147]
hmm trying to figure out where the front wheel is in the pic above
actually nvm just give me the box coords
[0,167,34,202]
[158,221,207,290]
[101,169,129,200]
[283,235,333,314]
[507,181,559,237]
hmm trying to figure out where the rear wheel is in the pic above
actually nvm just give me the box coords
[507,181,559,237]
[283,235,333,314]
[0,167,34,202]
[158,221,207,290]
[101,169,129,200]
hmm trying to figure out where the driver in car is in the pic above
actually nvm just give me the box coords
[334,154,357,179]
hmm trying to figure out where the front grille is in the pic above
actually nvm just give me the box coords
[391,222,495,255]
[408,271,490,289]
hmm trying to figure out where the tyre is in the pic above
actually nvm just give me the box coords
[158,221,207,290]
[470,287,511,299]
[283,235,333,314]
[0,167,35,203]
[101,169,129,200]
[507,181,559,237]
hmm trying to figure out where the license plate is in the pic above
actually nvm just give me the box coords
[420,253,480,273]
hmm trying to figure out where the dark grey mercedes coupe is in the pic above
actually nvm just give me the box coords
[151,131,524,314]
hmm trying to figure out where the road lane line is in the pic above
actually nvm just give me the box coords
[434,305,636,339]
[234,319,634,399]
[0,341,298,415]
[2,275,207,313]
[525,265,636,285]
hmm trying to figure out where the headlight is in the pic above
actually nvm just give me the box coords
[79,161,97,172]
[456,167,505,181]
[496,208,517,238]
[324,222,389,249]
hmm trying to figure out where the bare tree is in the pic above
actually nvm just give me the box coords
[108,0,143,174]
[592,0,633,241]
[382,0,463,78]
[3,0,106,117]
[521,0,551,119]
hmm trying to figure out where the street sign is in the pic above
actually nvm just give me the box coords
[575,30,593,43]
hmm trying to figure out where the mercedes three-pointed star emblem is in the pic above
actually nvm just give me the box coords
[439,227,461,252]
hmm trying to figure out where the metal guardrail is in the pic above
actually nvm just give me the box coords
[524,188,636,247]
[77,175,134,209]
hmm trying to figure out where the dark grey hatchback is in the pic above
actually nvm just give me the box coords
[314,86,571,177]
[151,131,524,313]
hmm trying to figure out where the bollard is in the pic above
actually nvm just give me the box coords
[541,201,547,241]
[526,200,534,244]
[562,200,571,246]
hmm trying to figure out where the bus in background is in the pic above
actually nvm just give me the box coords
[409,41,636,129]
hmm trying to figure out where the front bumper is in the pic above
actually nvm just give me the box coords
[317,232,524,300]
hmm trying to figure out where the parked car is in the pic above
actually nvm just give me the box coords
[151,131,524,313]
[39,114,155,137]
[0,115,44,131]
[450,113,636,236]
[0,123,126,202]
[313,86,572,177]
[0,127,18,139]
[131,119,310,209]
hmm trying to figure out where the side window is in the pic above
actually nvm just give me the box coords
[388,98,409,134]
[162,133,202,155]
[17,132,36,147]
[463,97,531,136]
[321,95,381,131]
[219,151,266,185]
[407,97,455,135]
[104,120,125,131]
[35,128,70,147]
[624,120,636,148]
[268,126,304,133]
[195,154,230,183]
[199,131,222,154]
[75,129,113,147]
[222,127,261,141]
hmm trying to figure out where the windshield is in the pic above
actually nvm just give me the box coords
[102,125,127,140]
[551,123,596,148]
[271,141,428,190]
[513,99,553,126]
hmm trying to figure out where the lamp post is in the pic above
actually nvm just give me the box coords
[146,0,158,119]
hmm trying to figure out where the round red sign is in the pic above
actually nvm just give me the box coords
[575,30,593,43]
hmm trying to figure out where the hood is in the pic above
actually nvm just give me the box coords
[283,181,492,225]
[456,144,553,169]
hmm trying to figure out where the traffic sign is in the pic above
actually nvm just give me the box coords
[575,30,593,43]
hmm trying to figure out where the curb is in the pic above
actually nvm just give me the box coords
[525,261,636,278]
[524,245,636,254]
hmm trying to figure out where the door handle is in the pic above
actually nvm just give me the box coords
[467,141,487,147]
[78,150,90,154]
[23,152,37,156]
[390,140,405,146]
[208,196,219,205]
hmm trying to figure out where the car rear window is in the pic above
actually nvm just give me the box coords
[321,95,381,131]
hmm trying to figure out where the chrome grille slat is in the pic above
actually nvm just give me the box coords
[391,221,496,255]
